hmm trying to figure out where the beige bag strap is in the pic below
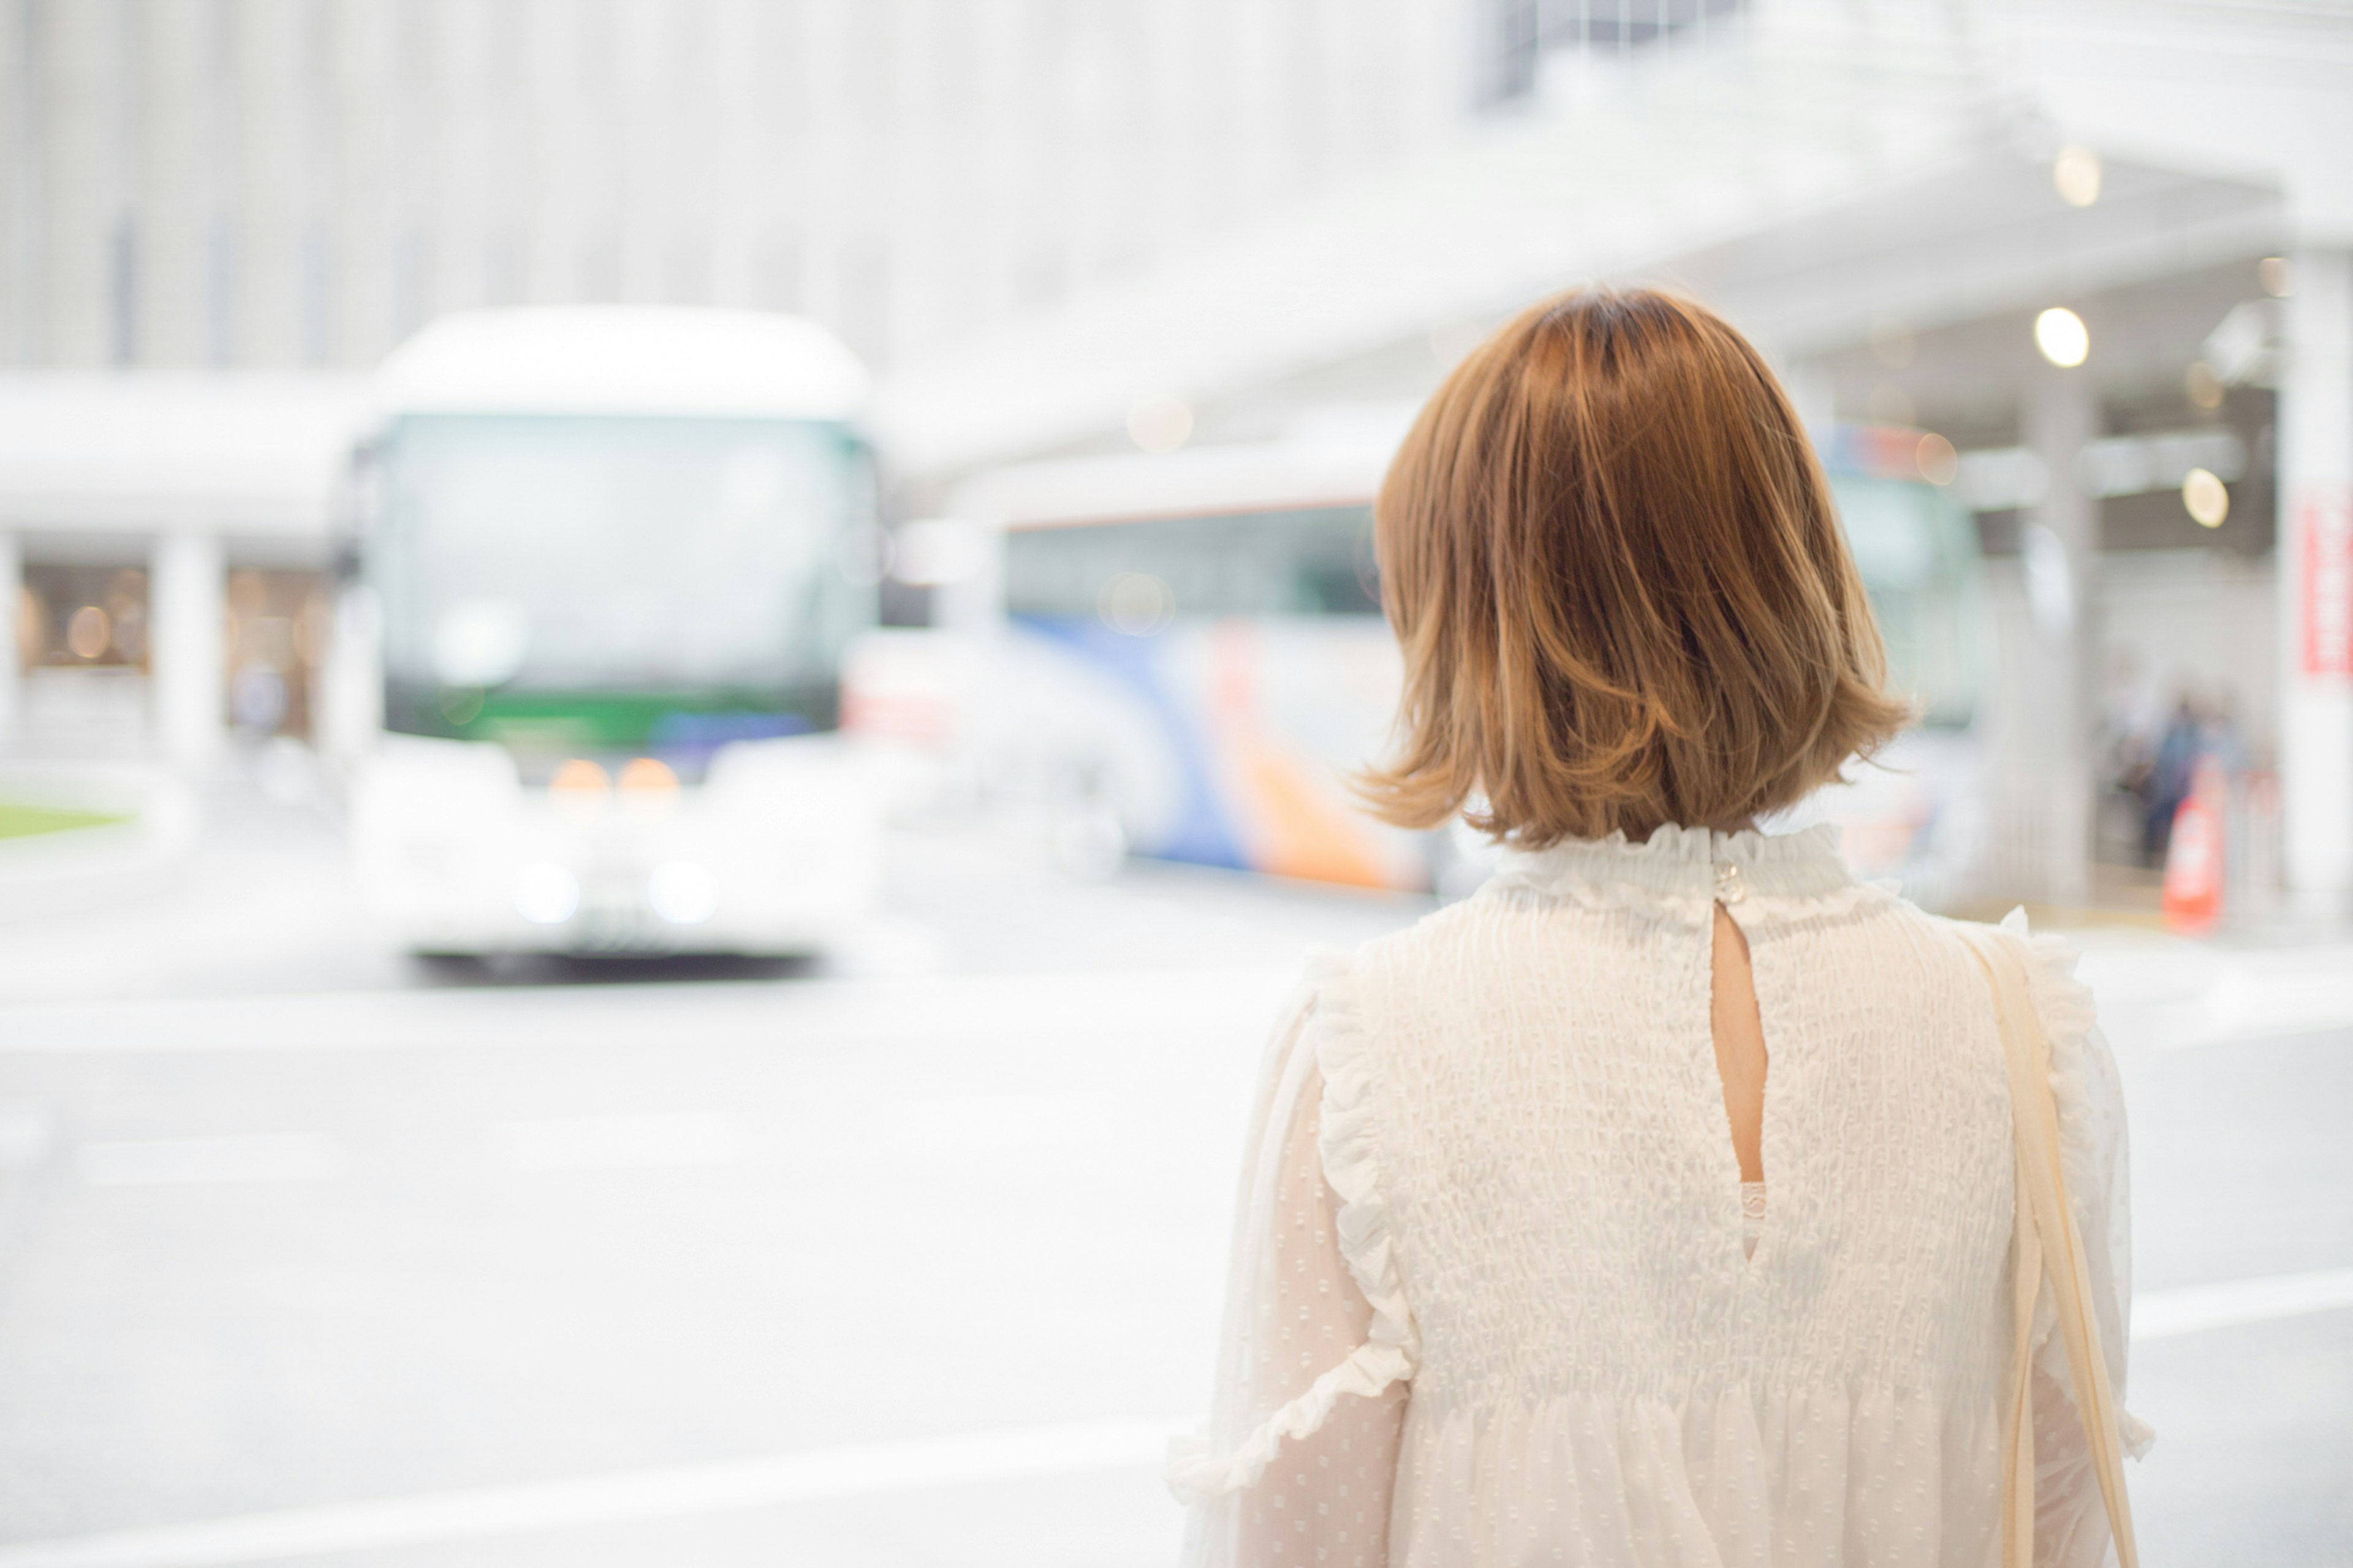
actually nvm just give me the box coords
[1958,925,2139,1568]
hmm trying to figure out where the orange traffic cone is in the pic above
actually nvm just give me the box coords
[2161,758,2227,934]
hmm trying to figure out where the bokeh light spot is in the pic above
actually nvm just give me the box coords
[1915,433,1958,487]
[648,860,719,924]
[2034,308,2089,368]
[66,605,111,661]
[512,862,580,925]
[2182,468,2229,529]
[2185,360,2225,410]
[1126,395,1194,453]
[2052,145,2102,207]
[1099,572,1175,636]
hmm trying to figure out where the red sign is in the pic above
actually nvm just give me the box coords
[2305,493,2353,677]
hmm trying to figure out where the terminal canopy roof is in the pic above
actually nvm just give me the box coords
[876,2,2347,480]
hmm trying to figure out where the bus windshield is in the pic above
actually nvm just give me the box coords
[373,414,872,748]
[1004,506,1381,622]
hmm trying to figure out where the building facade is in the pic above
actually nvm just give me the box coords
[1,0,1474,376]
[0,0,1479,767]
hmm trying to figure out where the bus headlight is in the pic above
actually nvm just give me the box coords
[648,860,719,925]
[513,863,581,925]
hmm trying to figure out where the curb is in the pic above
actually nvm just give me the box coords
[0,767,199,925]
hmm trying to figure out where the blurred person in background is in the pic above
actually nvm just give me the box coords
[2139,688,2247,869]
[2143,694,2206,865]
[1169,290,2148,1566]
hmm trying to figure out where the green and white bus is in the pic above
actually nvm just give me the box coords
[341,308,883,955]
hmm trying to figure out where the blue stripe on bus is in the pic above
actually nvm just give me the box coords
[1012,615,1249,871]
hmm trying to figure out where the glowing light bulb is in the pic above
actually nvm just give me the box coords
[1126,395,1194,453]
[2052,146,2102,207]
[2034,308,2089,368]
[2182,468,2229,529]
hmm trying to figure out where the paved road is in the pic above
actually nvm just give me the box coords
[0,779,2346,1566]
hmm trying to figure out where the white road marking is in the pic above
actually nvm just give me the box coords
[75,1134,338,1187]
[0,967,1300,1056]
[0,1104,54,1167]
[2080,943,2353,1050]
[494,1112,746,1172]
[2132,1265,2353,1341]
[0,1418,1185,1568]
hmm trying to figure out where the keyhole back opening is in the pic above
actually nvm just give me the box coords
[1709,900,1768,1186]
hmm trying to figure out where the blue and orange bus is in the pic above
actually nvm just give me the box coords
[942,420,1990,906]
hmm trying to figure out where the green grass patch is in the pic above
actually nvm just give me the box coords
[0,802,132,840]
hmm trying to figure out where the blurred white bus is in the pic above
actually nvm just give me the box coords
[938,420,1990,906]
[338,308,884,956]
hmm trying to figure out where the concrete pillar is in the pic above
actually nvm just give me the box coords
[150,530,222,766]
[2026,368,2100,910]
[0,530,19,743]
[2279,247,2353,920]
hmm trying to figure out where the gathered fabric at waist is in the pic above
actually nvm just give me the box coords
[1392,1384,2005,1568]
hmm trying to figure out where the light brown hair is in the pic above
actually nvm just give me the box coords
[1360,287,1912,846]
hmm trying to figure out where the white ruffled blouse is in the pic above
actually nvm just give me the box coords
[1170,824,2150,1567]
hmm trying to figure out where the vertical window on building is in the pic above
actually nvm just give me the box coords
[838,233,892,368]
[108,214,139,365]
[200,0,238,366]
[666,237,713,307]
[6,0,50,364]
[204,215,237,365]
[109,0,145,367]
[486,231,526,307]
[580,232,621,303]
[393,226,429,343]
[756,230,801,312]
[299,226,333,365]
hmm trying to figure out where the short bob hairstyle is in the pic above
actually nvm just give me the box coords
[1360,287,1913,846]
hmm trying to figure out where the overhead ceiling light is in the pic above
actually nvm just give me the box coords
[2052,145,2102,207]
[2182,468,2229,529]
[1126,394,1194,453]
[2035,308,2090,368]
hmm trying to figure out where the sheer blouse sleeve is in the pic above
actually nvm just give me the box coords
[1169,967,1410,1568]
[2003,913,2156,1568]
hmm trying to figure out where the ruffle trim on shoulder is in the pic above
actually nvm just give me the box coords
[1996,909,2156,1462]
[1165,947,1421,1505]
[1311,946,1421,1387]
[1995,909,2103,1227]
